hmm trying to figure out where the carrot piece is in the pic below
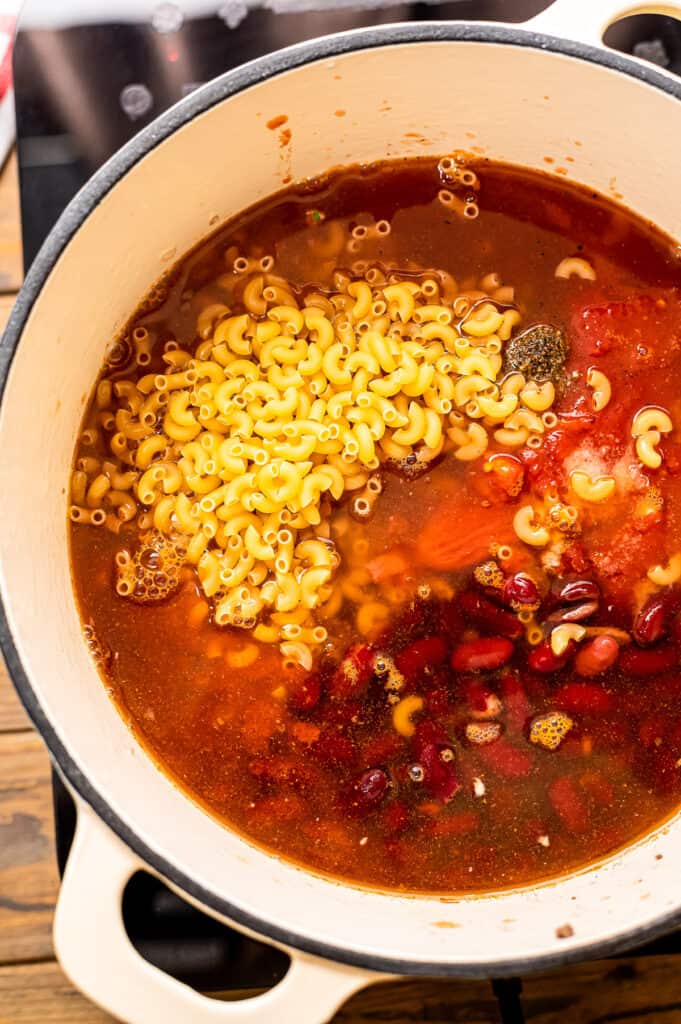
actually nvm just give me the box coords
[415,500,514,571]
[291,721,321,745]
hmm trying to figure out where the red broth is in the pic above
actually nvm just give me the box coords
[70,158,681,893]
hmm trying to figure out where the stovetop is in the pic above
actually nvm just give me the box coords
[14,1,681,1018]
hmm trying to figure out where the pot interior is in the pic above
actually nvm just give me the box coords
[2,31,681,970]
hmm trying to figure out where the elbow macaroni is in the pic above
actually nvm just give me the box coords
[73,263,543,653]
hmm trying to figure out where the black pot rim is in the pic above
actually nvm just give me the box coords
[3,19,681,980]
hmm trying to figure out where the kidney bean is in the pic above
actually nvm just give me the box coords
[411,719,459,803]
[619,644,678,677]
[554,682,613,714]
[555,578,601,604]
[287,672,322,712]
[502,573,540,610]
[341,768,391,817]
[328,644,374,700]
[479,738,532,778]
[574,635,620,677]
[396,635,448,681]
[547,601,599,625]
[451,636,514,673]
[634,595,669,646]
[549,777,588,833]
[457,591,524,639]
[527,639,573,674]
[416,742,460,803]
[311,732,357,767]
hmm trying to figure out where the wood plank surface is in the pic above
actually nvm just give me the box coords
[3,954,681,1024]
[0,962,115,1024]
[0,733,59,964]
[0,283,28,736]
[0,151,23,293]
[0,658,30,733]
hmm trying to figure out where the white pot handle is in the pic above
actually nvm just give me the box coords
[524,0,681,49]
[54,805,380,1024]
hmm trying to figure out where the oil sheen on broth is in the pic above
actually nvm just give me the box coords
[70,157,681,894]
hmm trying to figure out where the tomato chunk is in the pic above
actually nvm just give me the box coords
[416,499,514,571]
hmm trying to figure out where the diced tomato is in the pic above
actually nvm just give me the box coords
[554,682,613,714]
[415,499,515,572]
[478,739,532,779]
[572,290,681,371]
[549,777,588,832]
[520,419,593,497]
[591,522,666,606]
[484,454,525,499]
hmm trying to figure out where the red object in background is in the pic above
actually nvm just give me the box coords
[0,11,15,168]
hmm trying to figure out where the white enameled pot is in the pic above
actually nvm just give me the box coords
[2,2,681,1021]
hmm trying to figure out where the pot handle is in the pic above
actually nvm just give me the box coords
[54,805,379,1024]
[524,0,681,49]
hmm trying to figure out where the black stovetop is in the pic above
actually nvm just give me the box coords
[14,1,681,1018]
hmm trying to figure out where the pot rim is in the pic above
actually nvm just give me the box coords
[3,19,681,977]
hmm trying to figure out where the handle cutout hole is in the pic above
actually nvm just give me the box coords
[122,871,290,1001]
[604,14,681,73]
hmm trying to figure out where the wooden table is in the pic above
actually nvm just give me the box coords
[2,155,681,1024]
